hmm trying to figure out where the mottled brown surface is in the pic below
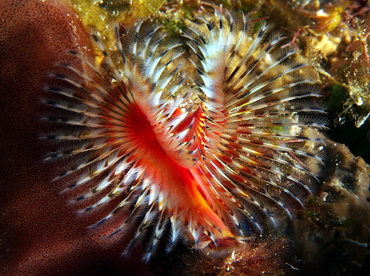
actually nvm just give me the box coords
[292,139,370,275]
[0,0,150,275]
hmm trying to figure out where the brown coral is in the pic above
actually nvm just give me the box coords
[0,0,149,275]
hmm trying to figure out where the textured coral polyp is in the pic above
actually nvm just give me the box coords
[184,237,290,276]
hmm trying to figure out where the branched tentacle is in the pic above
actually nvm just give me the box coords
[42,4,327,262]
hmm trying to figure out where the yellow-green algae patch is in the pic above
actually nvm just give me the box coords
[71,0,165,48]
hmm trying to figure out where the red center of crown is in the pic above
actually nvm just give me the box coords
[137,110,162,150]
[119,102,233,242]
[124,102,164,152]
